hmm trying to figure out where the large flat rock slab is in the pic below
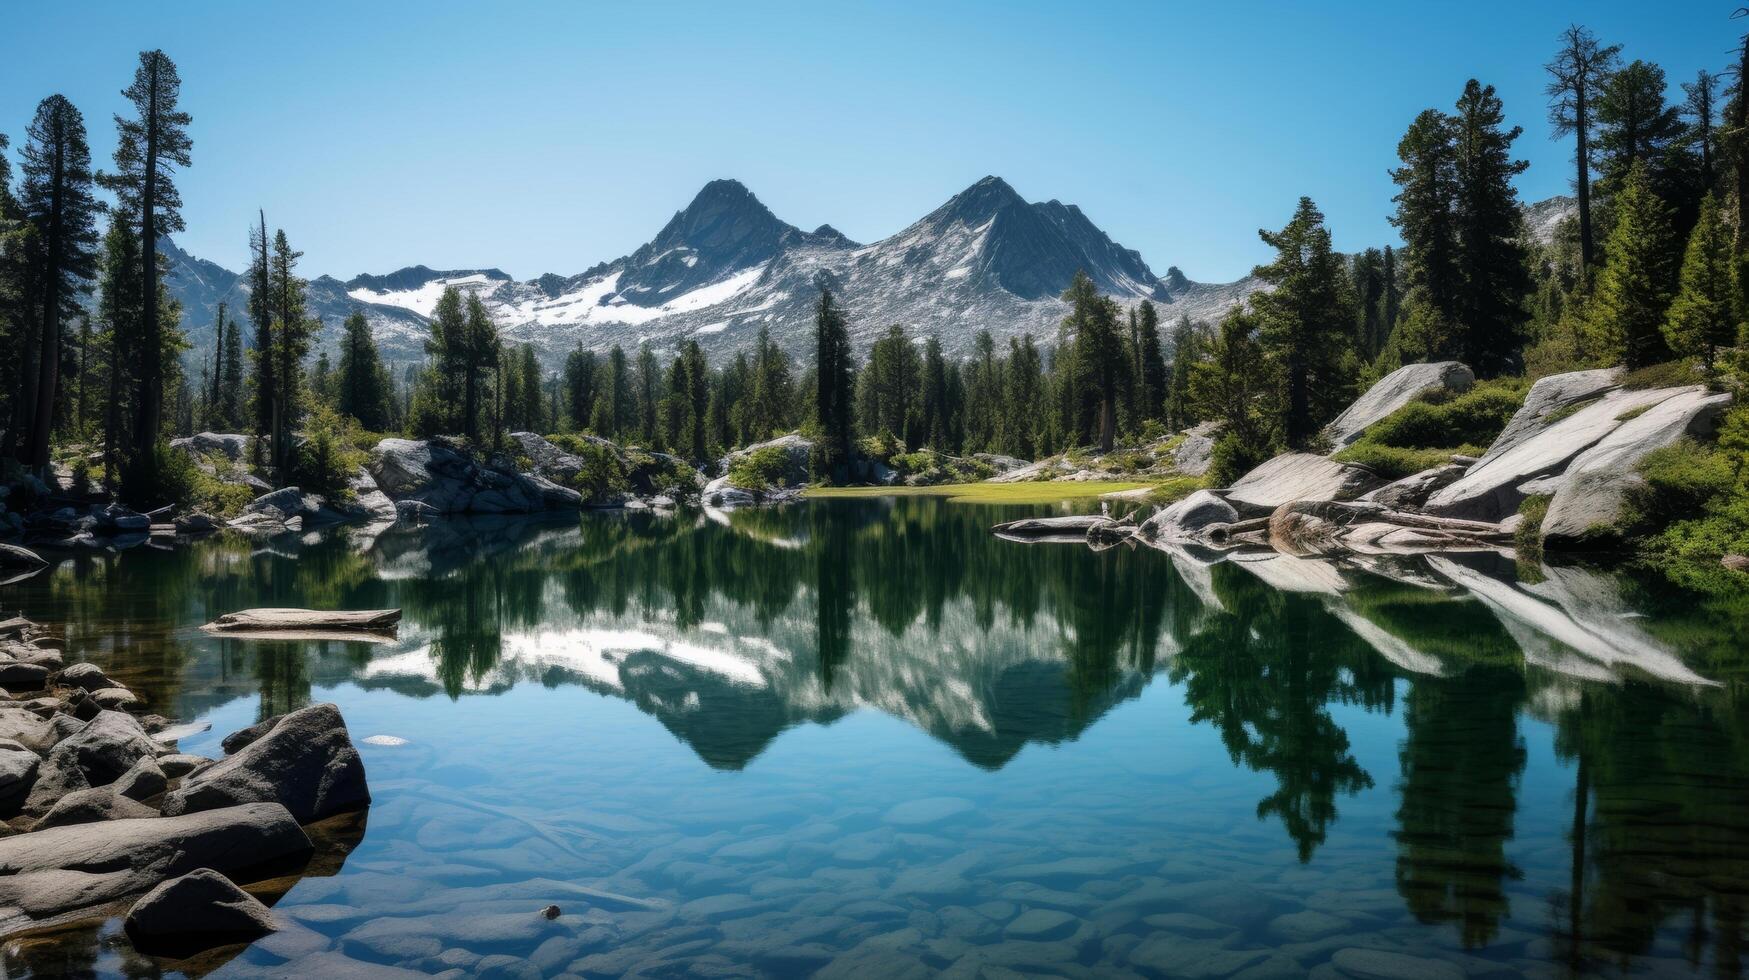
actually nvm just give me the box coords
[1224,453,1381,515]
[1424,386,1680,521]
[1540,387,1732,546]
[1487,368,1620,459]
[1323,361,1473,449]
[0,802,311,929]
[203,608,402,633]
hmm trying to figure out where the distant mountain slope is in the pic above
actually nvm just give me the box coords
[164,181,1575,371]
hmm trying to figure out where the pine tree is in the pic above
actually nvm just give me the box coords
[519,343,542,434]
[267,230,315,474]
[1682,70,1721,193]
[207,305,224,420]
[563,346,597,430]
[812,286,855,481]
[1545,25,1620,273]
[858,324,922,446]
[745,324,792,439]
[1590,162,1676,368]
[1190,308,1277,485]
[1063,273,1127,452]
[920,337,950,450]
[414,287,467,436]
[1594,60,1685,204]
[0,135,31,458]
[1663,193,1737,371]
[635,344,661,446]
[1452,79,1533,377]
[336,310,390,429]
[1136,300,1168,423]
[17,95,102,472]
[591,345,630,439]
[1003,334,1044,459]
[461,294,498,441]
[1391,108,1462,329]
[96,213,142,487]
[1251,197,1357,446]
[101,50,192,497]
[247,211,273,461]
[1351,249,1387,360]
[1165,316,1200,430]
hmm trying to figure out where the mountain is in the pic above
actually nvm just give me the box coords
[164,176,1272,370]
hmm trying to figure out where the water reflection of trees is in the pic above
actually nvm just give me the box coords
[13,501,1749,972]
[1167,563,1394,862]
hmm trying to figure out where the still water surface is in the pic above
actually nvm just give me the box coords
[3,497,1748,978]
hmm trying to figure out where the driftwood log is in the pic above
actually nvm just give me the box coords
[202,608,402,634]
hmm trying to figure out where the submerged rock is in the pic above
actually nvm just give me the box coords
[125,868,278,955]
[1323,361,1473,449]
[164,702,370,825]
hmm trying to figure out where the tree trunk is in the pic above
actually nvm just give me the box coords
[1736,36,1749,253]
[133,57,163,496]
[1575,83,1594,274]
[1099,395,1115,453]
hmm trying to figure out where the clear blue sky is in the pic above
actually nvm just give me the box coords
[2,1,1734,284]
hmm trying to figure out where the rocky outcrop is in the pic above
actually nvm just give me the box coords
[1323,361,1474,449]
[1426,383,1720,522]
[227,486,373,534]
[0,803,310,927]
[1357,463,1468,511]
[1487,368,1620,458]
[369,438,583,515]
[706,434,815,506]
[510,431,699,506]
[1171,421,1221,476]
[1539,387,1733,546]
[169,432,252,462]
[1225,453,1381,515]
[163,702,371,825]
[0,544,46,570]
[124,868,278,955]
[1139,490,1236,542]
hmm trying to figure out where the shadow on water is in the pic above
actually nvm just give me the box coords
[6,497,1749,972]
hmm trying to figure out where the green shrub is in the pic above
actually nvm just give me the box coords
[1333,442,1482,481]
[70,457,92,496]
[290,407,365,500]
[1208,432,1275,487]
[1361,381,1525,450]
[728,445,792,491]
[1146,475,1207,506]
[568,440,631,500]
[1620,360,1700,390]
[1516,494,1551,555]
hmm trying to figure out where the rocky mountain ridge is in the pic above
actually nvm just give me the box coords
[161,180,1576,371]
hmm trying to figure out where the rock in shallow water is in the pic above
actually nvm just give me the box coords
[0,802,311,922]
[163,702,370,825]
[124,868,278,955]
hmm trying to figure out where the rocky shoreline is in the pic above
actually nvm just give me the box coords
[1000,363,1738,567]
[0,614,373,958]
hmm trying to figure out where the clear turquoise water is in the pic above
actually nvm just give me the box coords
[4,497,1748,978]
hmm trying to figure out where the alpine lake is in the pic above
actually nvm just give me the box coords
[4,494,1749,979]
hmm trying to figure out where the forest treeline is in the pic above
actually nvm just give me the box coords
[4,19,1749,505]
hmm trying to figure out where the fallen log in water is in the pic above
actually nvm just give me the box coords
[202,608,402,634]
[990,515,1112,537]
